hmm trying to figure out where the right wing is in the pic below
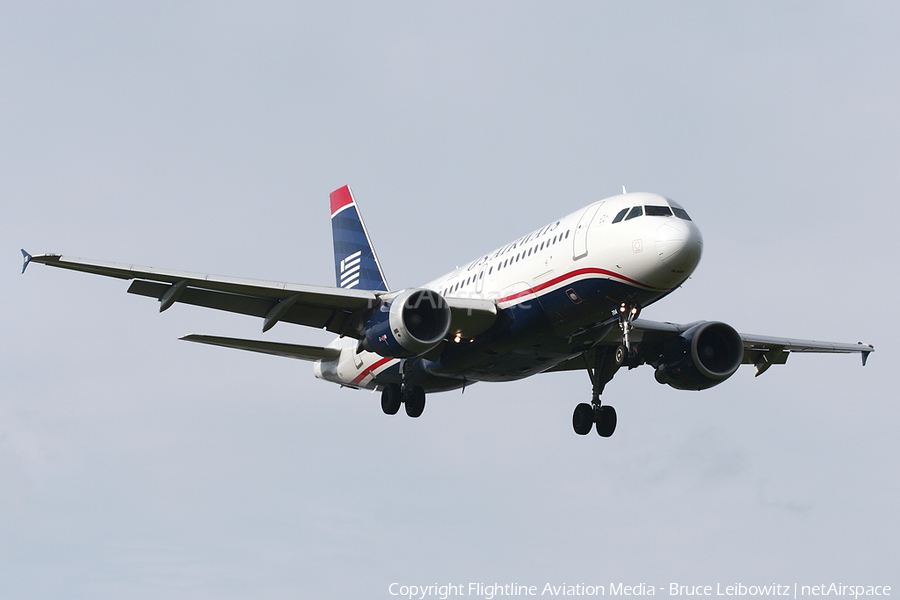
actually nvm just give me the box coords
[22,252,498,340]
[24,252,380,338]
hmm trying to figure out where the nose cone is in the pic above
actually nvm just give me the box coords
[656,219,703,273]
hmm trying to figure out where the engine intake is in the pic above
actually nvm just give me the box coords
[654,321,744,390]
[362,288,452,358]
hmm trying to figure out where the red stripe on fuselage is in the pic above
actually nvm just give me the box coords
[351,356,394,386]
[330,185,355,216]
[496,267,669,304]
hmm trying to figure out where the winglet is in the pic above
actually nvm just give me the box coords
[21,249,33,274]
[860,342,874,366]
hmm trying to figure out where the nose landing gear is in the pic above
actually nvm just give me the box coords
[615,302,641,368]
[572,401,617,437]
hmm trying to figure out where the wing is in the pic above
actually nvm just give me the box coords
[22,252,498,340]
[546,318,874,374]
[25,252,378,337]
[737,330,874,374]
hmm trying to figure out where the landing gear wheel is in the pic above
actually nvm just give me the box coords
[596,405,617,437]
[614,344,629,367]
[654,366,668,385]
[403,385,426,418]
[381,383,402,415]
[572,403,594,435]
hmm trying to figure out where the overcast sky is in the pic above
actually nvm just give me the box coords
[2,2,898,598]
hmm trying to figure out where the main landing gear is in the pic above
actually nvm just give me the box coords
[381,358,426,418]
[381,383,426,418]
[571,302,641,438]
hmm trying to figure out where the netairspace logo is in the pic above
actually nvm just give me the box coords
[387,583,892,600]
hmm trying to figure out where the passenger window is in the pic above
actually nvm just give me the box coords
[644,205,672,217]
[624,206,643,221]
[612,208,628,223]
[672,207,692,221]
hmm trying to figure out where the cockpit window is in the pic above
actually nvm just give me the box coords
[672,207,692,221]
[623,206,643,221]
[644,205,672,217]
[611,208,628,223]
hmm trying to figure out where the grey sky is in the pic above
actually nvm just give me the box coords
[3,2,898,598]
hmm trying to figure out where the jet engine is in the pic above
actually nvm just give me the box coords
[653,321,744,390]
[361,288,452,358]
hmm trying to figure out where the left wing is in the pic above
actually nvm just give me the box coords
[546,318,874,375]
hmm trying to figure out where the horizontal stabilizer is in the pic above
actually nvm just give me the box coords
[180,334,341,362]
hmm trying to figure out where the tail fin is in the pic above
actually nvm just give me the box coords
[330,185,389,292]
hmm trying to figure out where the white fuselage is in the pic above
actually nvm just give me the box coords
[315,192,703,390]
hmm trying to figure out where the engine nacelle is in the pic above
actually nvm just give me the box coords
[362,288,452,358]
[653,321,744,391]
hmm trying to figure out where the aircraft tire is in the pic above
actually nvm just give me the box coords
[381,383,402,415]
[596,405,617,437]
[404,385,426,418]
[572,403,594,435]
[614,345,628,367]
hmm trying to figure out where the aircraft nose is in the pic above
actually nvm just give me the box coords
[656,219,703,271]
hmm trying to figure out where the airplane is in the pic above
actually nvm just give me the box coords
[22,185,874,437]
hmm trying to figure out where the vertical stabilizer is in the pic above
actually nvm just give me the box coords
[330,185,389,292]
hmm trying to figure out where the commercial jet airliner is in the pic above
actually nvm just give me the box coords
[22,186,874,437]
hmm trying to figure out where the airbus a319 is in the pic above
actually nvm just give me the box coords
[22,186,873,437]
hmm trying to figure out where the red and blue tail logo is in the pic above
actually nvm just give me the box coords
[330,186,389,292]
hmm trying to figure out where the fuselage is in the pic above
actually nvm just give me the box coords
[315,192,703,392]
